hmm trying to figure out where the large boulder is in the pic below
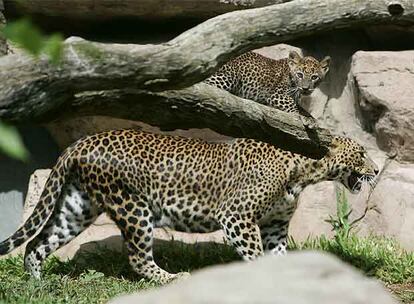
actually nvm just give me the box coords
[110,252,397,304]
[289,182,370,242]
[352,50,414,163]
[360,161,414,250]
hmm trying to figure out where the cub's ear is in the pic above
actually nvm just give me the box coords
[289,51,301,63]
[288,51,302,69]
[320,56,331,77]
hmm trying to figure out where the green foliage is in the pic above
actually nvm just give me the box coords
[41,33,64,65]
[290,233,414,285]
[325,187,353,238]
[2,19,63,64]
[0,121,28,161]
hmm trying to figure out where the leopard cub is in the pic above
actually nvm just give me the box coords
[205,51,330,128]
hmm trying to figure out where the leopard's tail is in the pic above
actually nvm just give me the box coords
[0,148,74,255]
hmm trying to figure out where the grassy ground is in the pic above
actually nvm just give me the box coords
[0,236,413,304]
[1,189,413,304]
[0,242,239,304]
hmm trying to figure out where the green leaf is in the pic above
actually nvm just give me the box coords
[2,18,64,64]
[2,19,43,56]
[42,33,64,65]
[0,122,29,161]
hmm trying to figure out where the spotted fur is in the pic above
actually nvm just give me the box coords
[0,130,377,283]
[205,51,331,128]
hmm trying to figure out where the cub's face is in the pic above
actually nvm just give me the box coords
[288,51,330,96]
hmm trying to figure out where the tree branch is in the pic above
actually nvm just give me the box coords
[0,0,412,112]
[3,83,332,158]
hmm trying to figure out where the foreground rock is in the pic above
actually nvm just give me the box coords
[110,252,397,304]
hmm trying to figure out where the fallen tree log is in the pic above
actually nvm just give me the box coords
[3,83,332,158]
[71,84,333,158]
[0,0,412,111]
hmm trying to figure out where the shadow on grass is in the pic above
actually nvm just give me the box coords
[10,233,414,286]
[47,236,240,281]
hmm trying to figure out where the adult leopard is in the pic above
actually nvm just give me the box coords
[205,51,331,128]
[0,130,377,283]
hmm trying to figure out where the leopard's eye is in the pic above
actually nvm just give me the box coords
[296,72,304,79]
[311,74,319,81]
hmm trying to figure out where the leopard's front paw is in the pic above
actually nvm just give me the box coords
[301,116,318,129]
[171,271,191,283]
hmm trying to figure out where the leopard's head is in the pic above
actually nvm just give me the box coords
[325,137,379,194]
[288,51,330,96]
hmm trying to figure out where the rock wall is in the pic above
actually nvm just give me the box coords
[289,46,414,249]
[254,39,414,250]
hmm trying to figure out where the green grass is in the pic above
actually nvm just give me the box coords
[0,236,413,303]
[0,242,239,304]
[290,235,414,284]
[1,189,413,303]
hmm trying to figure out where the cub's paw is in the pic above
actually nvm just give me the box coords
[301,116,318,129]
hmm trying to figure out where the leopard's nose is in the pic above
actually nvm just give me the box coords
[374,169,379,175]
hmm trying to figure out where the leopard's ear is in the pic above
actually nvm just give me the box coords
[288,51,301,65]
[319,56,331,77]
[288,51,301,71]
